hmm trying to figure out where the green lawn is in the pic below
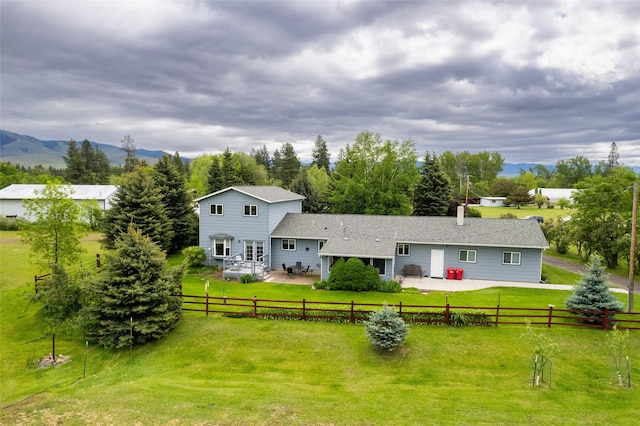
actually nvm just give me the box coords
[472,205,574,221]
[2,231,639,425]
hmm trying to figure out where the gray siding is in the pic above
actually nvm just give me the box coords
[393,243,542,283]
[271,238,322,273]
[199,191,271,262]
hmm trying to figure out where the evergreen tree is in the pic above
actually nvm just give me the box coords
[565,255,624,323]
[172,151,189,178]
[250,144,272,176]
[101,167,173,251]
[273,142,301,188]
[364,304,409,352]
[221,148,239,187]
[62,139,85,183]
[290,169,323,213]
[413,151,451,216]
[121,134,141,173]
[82,226,182,348]
[154,155,198,252]
[311,135,331,171]
[207,156,224,193]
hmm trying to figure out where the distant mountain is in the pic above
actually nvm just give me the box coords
[0,130,170,168]
[499,163,555,177]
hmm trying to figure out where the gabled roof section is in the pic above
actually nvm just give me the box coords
[195,186,305,204]
[0,184,118,200]
[271,213,549,258]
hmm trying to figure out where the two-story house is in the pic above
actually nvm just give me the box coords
[196,186,549,283]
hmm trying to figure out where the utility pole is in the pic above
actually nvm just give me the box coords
[465,175,471,206]
[629,181,638,312]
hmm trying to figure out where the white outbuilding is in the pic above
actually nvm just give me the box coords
[0,184,118,219]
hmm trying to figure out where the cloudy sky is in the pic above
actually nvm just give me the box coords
[2,0,639,165]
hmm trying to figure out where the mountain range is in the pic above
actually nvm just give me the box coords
[0,129,560,175]
[1,130,168,168]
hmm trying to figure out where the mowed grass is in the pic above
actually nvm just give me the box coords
[472,205,574,221]
[2,231,639,425]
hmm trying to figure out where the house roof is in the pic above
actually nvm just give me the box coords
[271,213,549,258]
[0,184,118,200]
[195,186,305,204]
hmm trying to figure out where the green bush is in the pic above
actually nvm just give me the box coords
[327,258,382,291]
[0,216,26,231]
[376,280,402,293]
[182,246,206,267]
[466,207,482,217]
[240,274,253,283]
[364,304,409,351]
[313,281,327,290]
[499,213,518,219]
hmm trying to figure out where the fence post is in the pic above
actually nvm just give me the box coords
[398,301,403,318]
[495,304,500,326]
[603,308,610,330]
[547,305,554,328]
[205,291,209,317]
[253,296,257,318]
[445,303,450,326]
[350,301,354,323]
[302,298,306,321]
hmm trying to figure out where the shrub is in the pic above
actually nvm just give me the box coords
[377,280,402,293]
[499,213,518,219]
[565,255,624,324]
[327,258,381,291]
[240,274,253,283]
[313,281,327,290]
[182,246,206,267]
[466,207,481,217]
[364,304,409,351]
[0,216,27,231]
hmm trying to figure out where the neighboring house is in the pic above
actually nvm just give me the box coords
[529,188,576,204]
[479,197,506,207]
[0,184,118,219]
[197,186,550,284]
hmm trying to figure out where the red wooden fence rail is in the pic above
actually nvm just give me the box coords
[179,294,640,330]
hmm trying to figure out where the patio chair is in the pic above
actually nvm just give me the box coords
[301,265,310,275]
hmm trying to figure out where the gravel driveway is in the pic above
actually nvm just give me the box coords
[543,254,639,293]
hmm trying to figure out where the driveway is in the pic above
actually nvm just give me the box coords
[543,254,639,293]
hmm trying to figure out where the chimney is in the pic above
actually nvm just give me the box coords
[456,205,465,226]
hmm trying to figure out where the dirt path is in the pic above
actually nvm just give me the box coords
[543,254,639,293]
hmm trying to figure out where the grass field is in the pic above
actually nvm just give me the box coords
[472,205,574,221]
[1,231,639,425]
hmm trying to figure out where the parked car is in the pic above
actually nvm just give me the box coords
[523,215,544,224]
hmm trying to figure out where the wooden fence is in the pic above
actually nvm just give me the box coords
[180,294,640,330]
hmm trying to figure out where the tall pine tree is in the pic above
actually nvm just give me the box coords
[154,155,198,252]
[312,135,331,171]
[273,142,301,189]
[82,226,183,348]
[101,167,173,251]
[413,152,451,216]
[207,156,224,193]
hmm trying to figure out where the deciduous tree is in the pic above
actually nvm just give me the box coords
[20,181,88,268]
[330,131,418,215]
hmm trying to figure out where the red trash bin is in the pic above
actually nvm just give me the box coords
[455,268,464,280]
[447,268,455,280]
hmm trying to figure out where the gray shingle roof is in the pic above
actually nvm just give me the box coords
[271,213,549,257]
[195,186,305,203]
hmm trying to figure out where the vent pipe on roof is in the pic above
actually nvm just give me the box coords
[457,205,465,226]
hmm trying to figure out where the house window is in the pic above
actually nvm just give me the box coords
[397,243,410,256]
[212,239,231,257]
[210,204,223,215]
[503,251,521,265]
[318,240,325,251]
[459,249,477,263]
[244,205,258,216]
[281,239,296,251]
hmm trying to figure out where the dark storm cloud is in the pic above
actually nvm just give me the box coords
[1,0,639,166]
